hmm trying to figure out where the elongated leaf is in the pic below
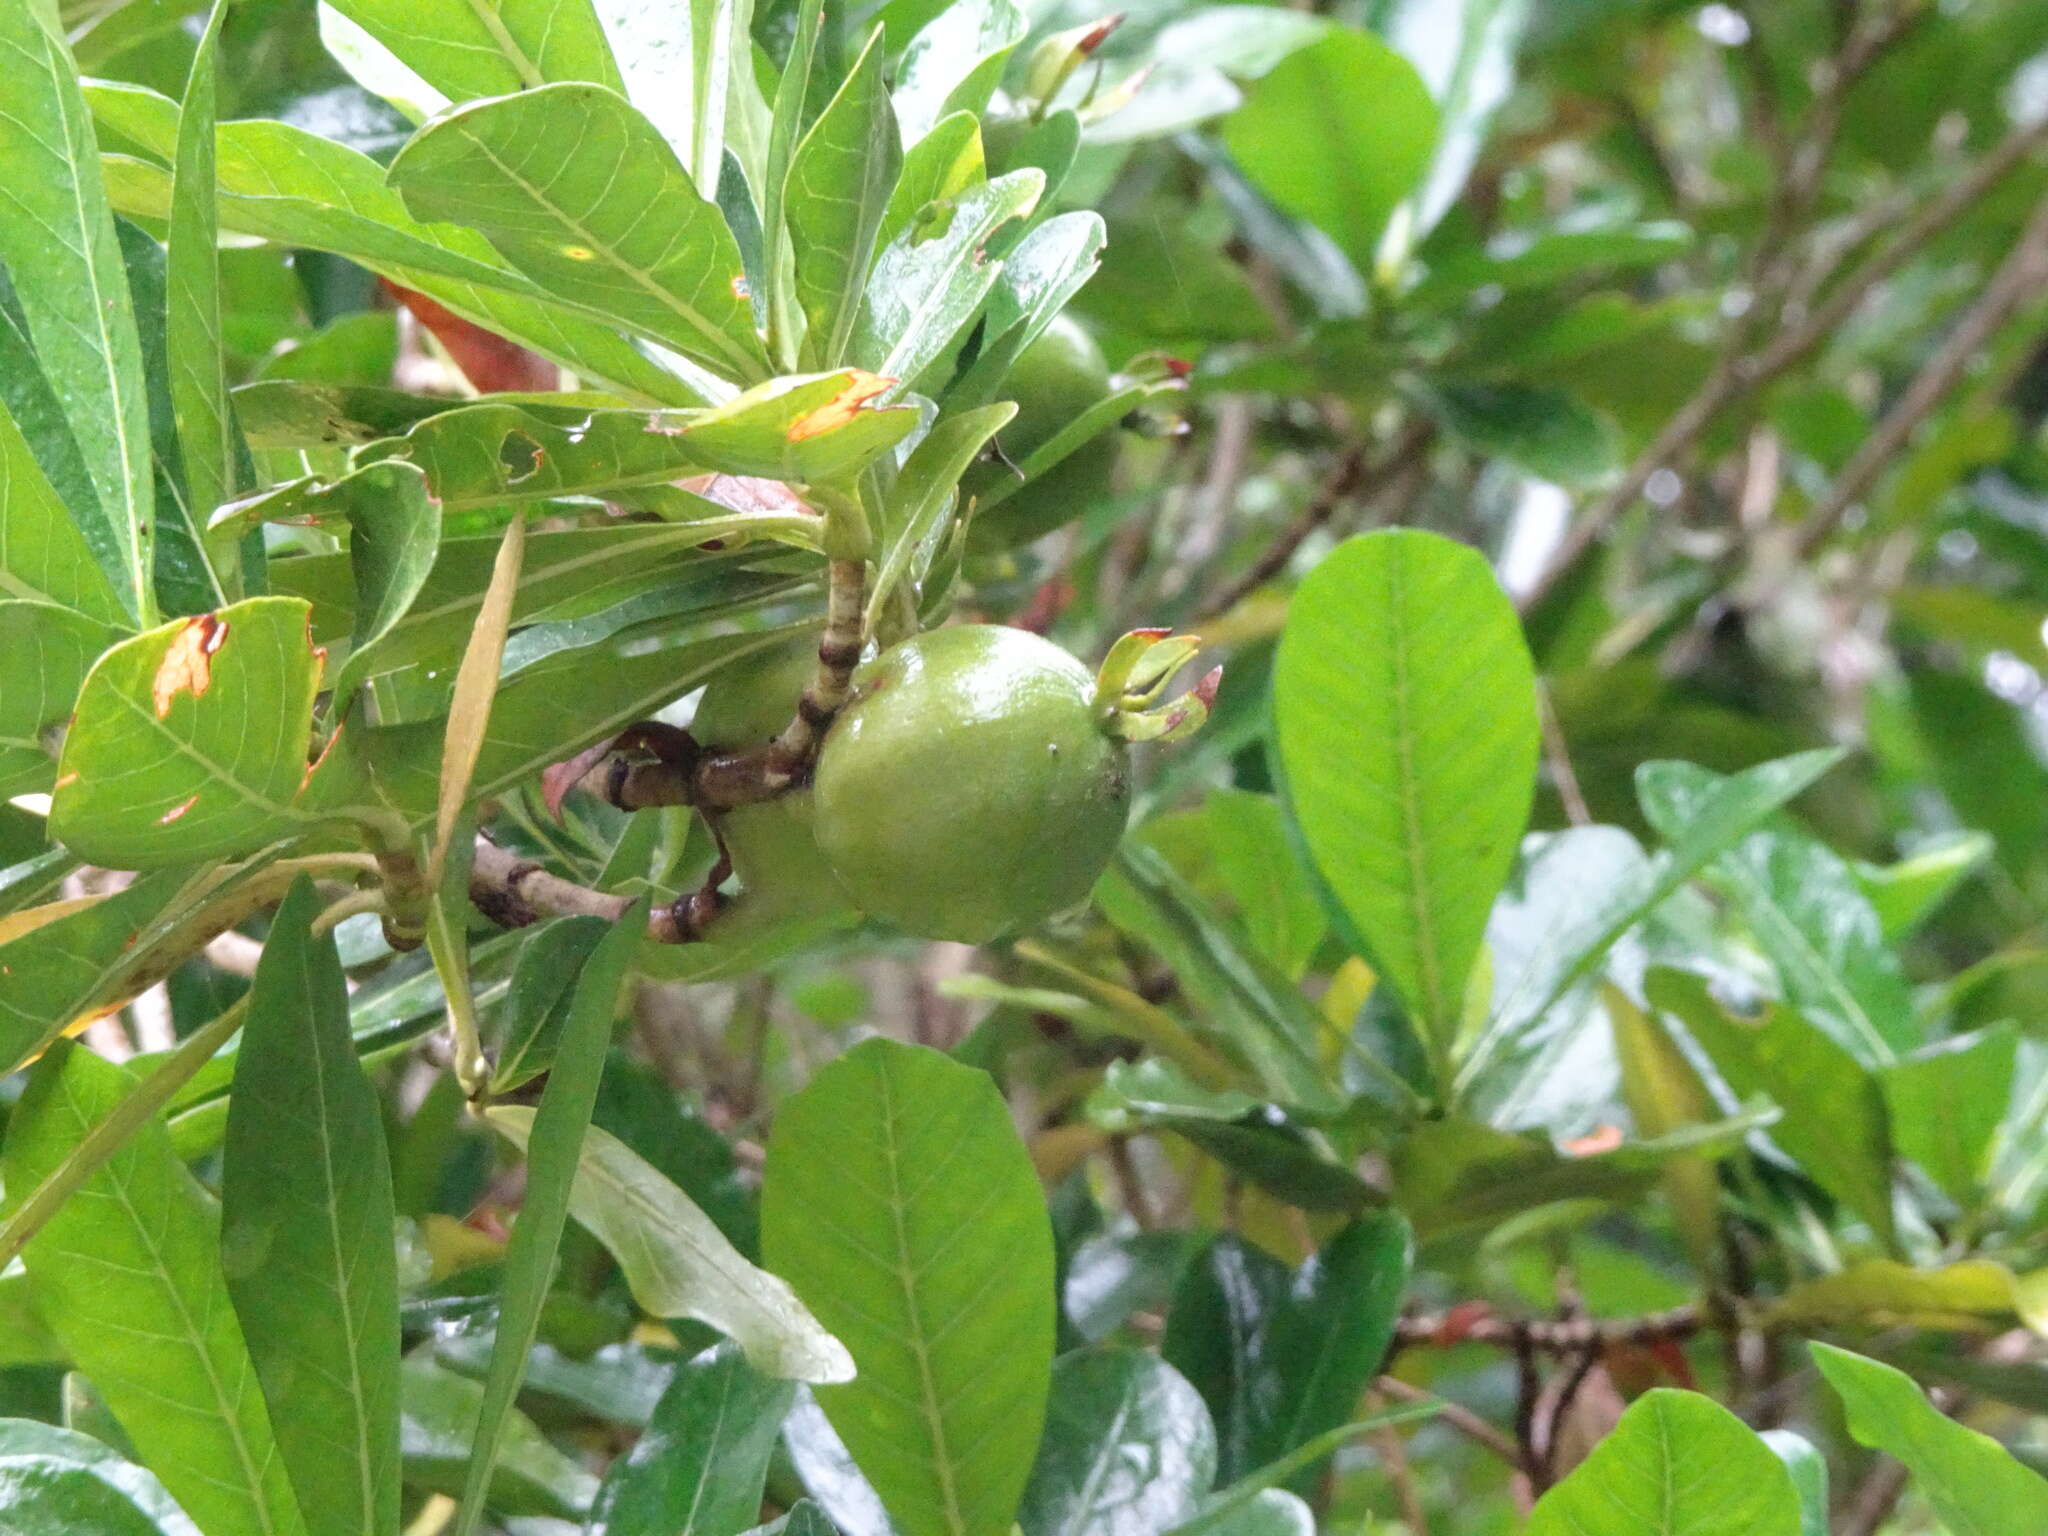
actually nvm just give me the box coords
[879,112,984,250]
[763,1038,1055,1536]
[166,0,236,541]
[489,917,607,1094]
[893,0,1027,144]
[1019,1351,1216,1536]
[1525,1389,1799,1536]
[0,601,117,801]
[85,89,694,405]
[3,1044,309,1536]
[1813,1343,2048,1535]
[0,1418,199,1536]
[947,212,1106,408]
[0,398,128,624]
[486,1110,850,1382]
[297,462,441,710]
[867,402,1014,625]
[453,898,644,1536]
[1770,1258,2048,1334]
[1882,1025,2017,1203]
[388,84,767,381]
[1221,30,1438,274]
[220,879,401,1536]
[325,0,622,104]
[855,170,1043,391]
[788,27,901,367]
[590,1342,793,1536]
[1203,790,1327,981]
[1639,762,1914,1064]
[1457,749,1845,1095]
[1275,531,1536,1075]
[49,596,352,867]
[0,865,210,1074]
[0,0,154,622]
[1648,969,1896,1247]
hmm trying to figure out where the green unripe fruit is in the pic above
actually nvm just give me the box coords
[812,625,1130,942]
[967,313,1121,553]
[693,633,850,922]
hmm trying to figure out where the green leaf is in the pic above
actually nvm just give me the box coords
[0,397,128,624]
[86,87,696,405]
[1221,30,1438,275]
[946,212,1107,410]
[1457,749,1845,1097]
[1019,1350,1217,1536]
[484,1112,851,1383]
[893,0,1028,144]
[1881,1025,2017,1204]
[397,1357,598,1519]
[1771,1258,2048,1335]
[220,878,401,1536]
[165,0,236,544]
[1759,1430,1828,1536]
[0,601,116,801]
[670,368,920,481]
[1647,968,1897,1248]
[854,170,1044,391]
[1202,789,1327,981]
[296,461,441,712]
[1379,0,1532,237]
[489,916,608,1094]
[762,1038,1055,1536]
[0,866,212,1075]
[2,1043,309,1536]
[0,1418,199,1535]
[452,896,645,1536]
[0,0,155,624]
[1416,381,1616,488]
[1525,1389,1800,1536]
[1162,1217,1409,1486]
[866,401,1014,627]
[787,27,902,368]
[588,1342,794,1536]
[1813,1343,2048,1535]
[325,0,623,103]
[1180,1490,1311,1536]
[49,596,351,868]
[387,84,768,381]
[879,112,984,250]
[1638,761,1915,1065]
[1855,831,1991,941]
[1274,529,1537,1079]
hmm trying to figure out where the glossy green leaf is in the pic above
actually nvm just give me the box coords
[788,27,901,367]
[0,602,116,801]
[1813,1343,2048,1534]
[325,0,622,104]
[1648,969,1896,1247]
[387,84,767,381]
[854,170,1043,391]
[1274,529,1537,1075]
[763,1038,1055,1536]
[1457,749,1845,1097]
[1221,30,1438,274]
[1525,1389,1799,1536]
[3,1043,309,1536]
[453,896,645,1536]
[1882,1025,2017,1203]
[867,401,1014,626]
[879,112,984,250]
[304,462,441,711]
[947,212,1107,410]
[397,1357,598,1519]
[0,398,129,625]
[0,0,154,623]
[165,0,236,542]
[589,1341,793,1536]
[0,1418,199,1535]
[485,1112,851,1383]
[1163,1216,1411,1485]
[893,0,1027,144]
[1019,1350,1216,1536]
[488,916,607,1093]
[86,87,695,405]
[220,878,401,1536]
[1639,761,1914,1064]
[49,595,353,867]
[1759,1430,1828,1536]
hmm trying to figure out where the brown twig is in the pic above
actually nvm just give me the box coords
[1372,1376,1525,1471]
[1522,110,2048,611]
[1392,1304,1704,1353]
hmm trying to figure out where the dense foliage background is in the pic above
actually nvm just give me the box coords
[6,0,2048,1532]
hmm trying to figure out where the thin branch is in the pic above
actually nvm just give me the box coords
[1523,110,2048,610]
[1393,1304,1703,1353]
[1792,193,2048,558]
[1373,1376,1525,1471]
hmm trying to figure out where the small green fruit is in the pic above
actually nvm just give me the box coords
[966,313,1121,552]
[812,625,1130,942]
[693,632,850,922]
